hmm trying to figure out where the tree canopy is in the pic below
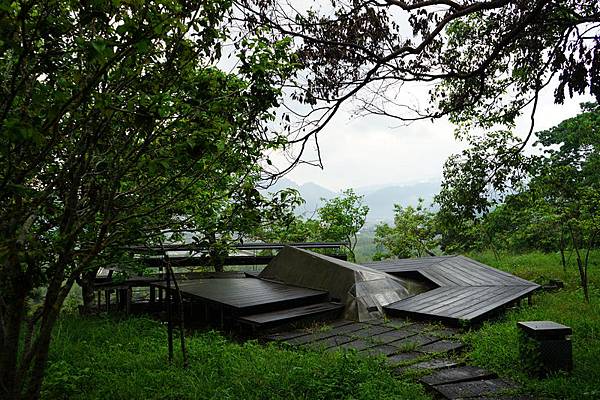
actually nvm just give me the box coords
[435,103,600,301]
[255,189,369,261]
[236,0,599,166]
[374,199,438,260]
[0,1,299,398]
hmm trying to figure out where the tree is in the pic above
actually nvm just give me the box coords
[247,188,320,244]
[527,102,600,302]
[316,189,369,261]
[252,189,368,260]
[236,0,599,163]
[435,103,600,301]
[433,129,532,252]
[374,199,438,260]
[0,2,299,399]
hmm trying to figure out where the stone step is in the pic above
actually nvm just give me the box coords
[420,365,497,386]
[432,378,518,399]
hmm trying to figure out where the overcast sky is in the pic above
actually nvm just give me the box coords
[228,1,597,193]
[280,86,594,192]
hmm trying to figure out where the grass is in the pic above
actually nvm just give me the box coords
[43,316,431,400]
[44,249,600,399]
[463,250,600,399]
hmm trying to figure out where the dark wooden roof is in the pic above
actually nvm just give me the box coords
[365,255,539,324]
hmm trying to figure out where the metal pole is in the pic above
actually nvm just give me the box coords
[167,262,189,368]
[166,259,173,363]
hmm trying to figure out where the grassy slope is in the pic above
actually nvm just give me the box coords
[466,251,600,399]
[44,316,431,400]
[45,250,599,399]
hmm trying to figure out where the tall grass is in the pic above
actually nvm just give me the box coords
[464,251,600,399]
[44,316,431,400]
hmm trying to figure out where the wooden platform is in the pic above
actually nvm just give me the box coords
[150,277,341,330]
[238,302,344,327]
[153,278,328,314]
[365,256,539,324]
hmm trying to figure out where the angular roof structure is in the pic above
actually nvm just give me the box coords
[364,255,540,324]
[259,246,417,321]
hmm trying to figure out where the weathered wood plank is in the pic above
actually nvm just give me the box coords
[387,287,462,309]
[459,286,538,320]
[434,261,491,286]
[373,255,539,323]
[154,278,328,311]
[406,289,484,315]
[428,287,509,316]
[238,302,343,326]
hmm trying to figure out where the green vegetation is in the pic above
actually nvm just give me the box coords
[240,1,599,138]
[373,199,438,260]
[43,316,430,400]
[354,230,377,264]
[1,2,301,397]
[257,189,369,261]
[464,251,600,399]
[43,250,600,400]
[436,103,598,301]
[3,0,598,398]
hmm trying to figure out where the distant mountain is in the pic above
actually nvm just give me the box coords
[262,178,441,225]
[263,178,336,217]
[361,181,440,225]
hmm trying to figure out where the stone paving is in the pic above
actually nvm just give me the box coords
[263,318,528,399]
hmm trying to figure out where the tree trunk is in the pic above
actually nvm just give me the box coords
[570,227,590,303]
[24,312,60,400]
[577,256,590,303]
[207,233,226,273]
[212,261,224,273]
[0,296,27,400]
[0,254,30,400]
[79,269,98,315]
[559,232,567,273]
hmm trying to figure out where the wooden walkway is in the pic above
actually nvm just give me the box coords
[364,256,539,324]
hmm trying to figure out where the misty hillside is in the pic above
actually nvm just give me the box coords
[264,178,440,225]
[360,181,440,224]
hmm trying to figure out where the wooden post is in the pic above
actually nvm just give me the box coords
[105,290,111,311]
[117,289,122,309]
[518,321,572,376]
[126,287,132,315]
[150,285,156,303]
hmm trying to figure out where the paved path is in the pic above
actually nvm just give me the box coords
[263,318,528,399]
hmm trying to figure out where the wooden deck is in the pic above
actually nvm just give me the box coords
[148,254,538,327]
[365,256,539,324]
[238,302,344,327]
[152,278,329,314]
[151,277,342,330]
